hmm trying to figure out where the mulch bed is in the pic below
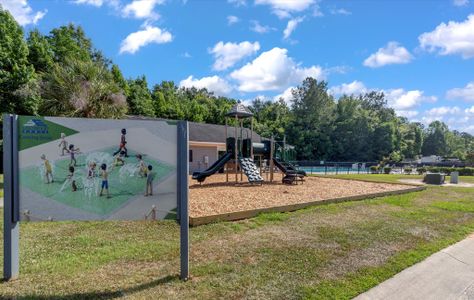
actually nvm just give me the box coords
[189,174,417,220]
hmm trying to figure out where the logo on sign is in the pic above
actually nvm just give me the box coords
[22,119,49,134]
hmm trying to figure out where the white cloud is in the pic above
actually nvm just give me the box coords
[312,2,323,17]
[425,106,462,116]
[0,0,47,26]
[179,75,233,96]
[419,14,474,59]
[255,0,315,18]
[329,81,439,122]
[283,17,304,39]
[330,8,351,15]
[385,89,436,111]
[453,0,469,6]
[409,106,474,134]
[329,80,367,96]
[230,47,324,92]
[250,20,275,33]
[228,0,246,7]
[119,26,172,54]
[419,106,473,133]
[182,52,192,58]
[210,41,260,71]
[328,81,471,132]
[122,0,164,19]
[446,82,474,102]
[227,15,239,25]
[273,86,295,103]
[363,42,413,68]
[73,0,104,7]
[397,110,419,118]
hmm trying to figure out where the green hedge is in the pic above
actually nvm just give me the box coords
[418,167,474,176]
[370,166,379,174]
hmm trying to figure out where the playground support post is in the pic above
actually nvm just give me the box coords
[225,118,229,182]
[240,119,243,182]
[3,114,20,281]
[269,136,274,182]
[177,121,189,281]
[250,118,254,160]
[234,115,238,183]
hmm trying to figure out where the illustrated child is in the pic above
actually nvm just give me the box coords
[68,144,80,167]
[40,154,53,183]
[137,154,147,177]
[145,165,155,196]
[58,133,69,156]
[99,163,110,198]
[68,166,77,192]
[113,151,126,167]
[113,128,128,157]
[87,162,97,178]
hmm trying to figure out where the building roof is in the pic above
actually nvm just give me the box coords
[189,122,261,143]
[127,115,261,143]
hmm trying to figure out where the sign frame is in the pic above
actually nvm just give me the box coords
[2,114,189,281]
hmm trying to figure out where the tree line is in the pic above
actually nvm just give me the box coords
[1,7,473,163]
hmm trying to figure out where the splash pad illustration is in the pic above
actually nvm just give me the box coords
[20,147,174,216]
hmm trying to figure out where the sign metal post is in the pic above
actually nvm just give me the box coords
[3,114,20,280]
[177,121,189,281]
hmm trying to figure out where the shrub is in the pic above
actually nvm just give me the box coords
[423,167,474,176]
[404,167,412,174]
[370,166,379,174]
[383,167,392,174]
[417,167,426,175]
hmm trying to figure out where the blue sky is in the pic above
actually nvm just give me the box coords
[2,0,474,133]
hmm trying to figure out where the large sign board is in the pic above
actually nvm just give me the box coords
[3,115,189,280]
[18,116,178,221]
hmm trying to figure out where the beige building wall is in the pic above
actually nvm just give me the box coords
[189,142,226,174]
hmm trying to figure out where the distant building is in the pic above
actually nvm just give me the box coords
[420,155,442,164]
[128,115,264,173]
[189,122,261,174]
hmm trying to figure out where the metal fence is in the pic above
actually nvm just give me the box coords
[290,161,469,176]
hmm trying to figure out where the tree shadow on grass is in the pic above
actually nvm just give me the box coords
[2,274,178,300]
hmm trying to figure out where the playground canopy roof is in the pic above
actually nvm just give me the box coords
[226,103,254,118]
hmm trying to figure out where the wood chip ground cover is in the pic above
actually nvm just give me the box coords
[189,174,415,218]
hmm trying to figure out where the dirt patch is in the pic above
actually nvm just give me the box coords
[189,174,416,218]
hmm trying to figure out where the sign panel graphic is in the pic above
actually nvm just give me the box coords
[18,116,178,221]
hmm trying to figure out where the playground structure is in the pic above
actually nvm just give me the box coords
[192,103,306,185]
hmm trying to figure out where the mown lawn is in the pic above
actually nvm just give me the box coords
[0,174,473,299]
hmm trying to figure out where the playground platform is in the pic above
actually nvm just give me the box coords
[188,174,424,226]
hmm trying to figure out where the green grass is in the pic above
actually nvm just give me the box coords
[326,173,474,184]
[0,174,473,299]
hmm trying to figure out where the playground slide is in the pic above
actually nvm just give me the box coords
[273,158,306,177]
[192,152,233,183]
